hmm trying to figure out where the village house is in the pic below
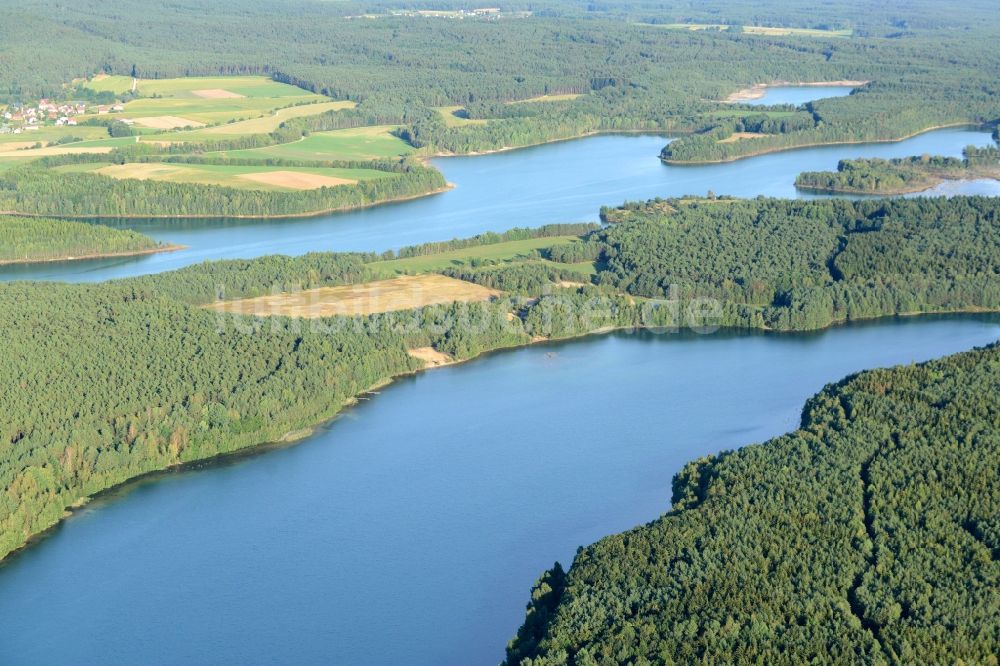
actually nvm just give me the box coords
[2,98,87,131]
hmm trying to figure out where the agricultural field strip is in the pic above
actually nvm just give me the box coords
[205,274,501,317]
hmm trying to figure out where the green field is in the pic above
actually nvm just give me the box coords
[108,95,330,127]
[0,157,24,172]
[81,75,313,99]
[66,137,142,148]
[433,106,489,127]
[0,76,383,170]
[77,74,135,94]
[0,76,424,204]
[218,125,414,162]
[76,75,335,128]
[369,236,591,278]
[163,100,356,141]
[0,125,109,145]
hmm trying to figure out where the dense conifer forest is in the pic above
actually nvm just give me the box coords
[3,0,1000,169]
[0,159,445,218]
[0,216,163,263]
[587,196,1000,330]
[795,146,1000,194]
[1,2,999,659]
[505,343,1000,664]
[1,195,998,560]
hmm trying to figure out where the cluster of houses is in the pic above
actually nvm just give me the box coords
[0,99,126,134]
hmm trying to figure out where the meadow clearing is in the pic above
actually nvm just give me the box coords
[432,95,582,127]
[217,125,414,161]
[433,106,489,127]
[203,236,597,321]
[165,100,356,140]
[718,131,770,143]
[205,274,501,317]
[367,236,595,279]
[508,93,583,104]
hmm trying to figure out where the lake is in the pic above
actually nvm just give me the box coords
[743,84,856,106]
[910,177,1000,197]
[1,316,997,665]
[1,126,993,283]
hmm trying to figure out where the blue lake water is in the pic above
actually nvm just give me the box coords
[743,84,856,106]
[2,83,998,664]
[1,316,998,665]
[1,126,993,283]
[909,177,1000,197]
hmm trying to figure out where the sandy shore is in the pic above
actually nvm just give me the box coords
[723,80,870,103]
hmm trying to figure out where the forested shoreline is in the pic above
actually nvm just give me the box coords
[795,145,1000,194]
[2,4,999,660]
[0,216,169,264]
[505,342,1000,664]
[4,0,1000,187]
[0,158,447,219]
[2,195,999,562]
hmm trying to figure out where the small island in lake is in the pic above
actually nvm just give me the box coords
[796,143,1000,195]
[0,215,179,265]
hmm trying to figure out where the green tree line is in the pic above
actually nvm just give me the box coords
[6,0,1000,161]
[1,193,998,566]
[588,196,1000,330]
[0,162,446,218]
[506,343,1000,664]
[796,145,1000,194]
[0,216,162,263]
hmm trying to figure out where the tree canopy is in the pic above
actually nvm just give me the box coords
[506,342,1000,665]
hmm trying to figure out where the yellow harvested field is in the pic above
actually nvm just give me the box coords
[0,141,44,150]
[97,163,185,180]
[235,170,357,190]
[206,275,501,317]
[718,131,769,143]
[192,89,245,99]
[408,347,455,368]
[132,115,206,129]
[0,146,114,158]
